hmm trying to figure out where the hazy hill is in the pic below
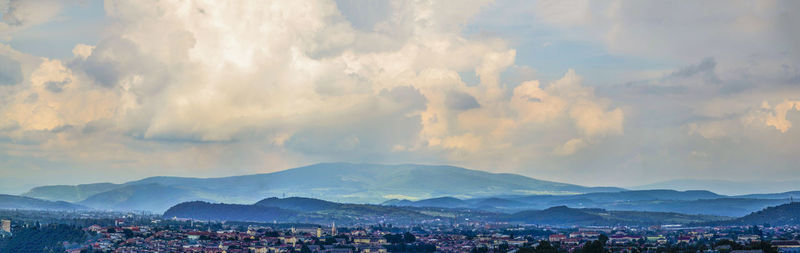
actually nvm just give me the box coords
[255,197,340,212]
[389,190,788,216]
[78,184,210,211]
[165,197,436,225]
[23,163,624,211]
[735,191,800,200]
[722,202,800,225]
[164,201,298,222]
[574,189,722,201]
[383,197,469,208]
[503,206,603,225]
[0,194,87,210]
[473,197,527,210]
[20,163,798,214]
[502,206,727,226]
[596,198,788,217]
[634,179,800,196]
[163,197,727,226]
[23,183,122,202]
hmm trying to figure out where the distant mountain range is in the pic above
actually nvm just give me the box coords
[0,194,87,210]
[163,197,727,226]
[164,197,440,225]
[165,197,800,226]
[633,179,800,196]
[722,202,800,226]
[21,163,623,211]
[9,163,800,216]
[382,190,794,217]
[500,206,728,226]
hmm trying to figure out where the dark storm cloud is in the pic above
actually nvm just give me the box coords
[380,85,428,111]
[44,78,71,93]
[445,91,480,111]
[666,57,719,82]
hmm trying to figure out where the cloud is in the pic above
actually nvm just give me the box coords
[0,0,62,39]
[1,0,798,191]
[763,100,800,133]
[553,138,587,156]
[667,57,718,81]
[531,0,800,73]
[445,91,480,111]
[0,53,22,85]
[0,0,629,173]
[3,57,117,132]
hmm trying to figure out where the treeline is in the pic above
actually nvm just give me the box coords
[0,223,87,252]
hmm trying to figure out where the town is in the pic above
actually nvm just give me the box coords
[2,210,800,253]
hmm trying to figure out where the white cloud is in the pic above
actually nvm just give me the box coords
[763,100,800,133]
[553,138,587,156]
[0,0,63,39]
[1,0,798,190]
[0,0,626,181]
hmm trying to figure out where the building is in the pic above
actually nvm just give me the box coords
[773,240,800,253]
[549,234,567,242]
[1,219,10,233]
[737,235,761,244]
[731,250,764,253]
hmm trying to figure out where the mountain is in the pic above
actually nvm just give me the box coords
[165,197,438,225]
[473,197,527,210]
[501,206,727,226]
[22,183,122,202]
[735,191,800,200]
[383,197,469,208]
[389,190,787,216]
[164,201,299,222]
[571,189,722,201]
[633,179,800,196]
[23,163,624,211]
[0,194,88,210]
[381,199,414,206]
[255,197,341,212]
[721,202,800,225]
[164,197,727,226]
[78,184,211,211]
[383,196,525,211]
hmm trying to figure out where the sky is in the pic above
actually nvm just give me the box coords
[0,0,799,194]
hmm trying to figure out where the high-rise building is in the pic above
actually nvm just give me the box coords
[317,227,322,238]
[1,219,10,233]
[331,222,336,236]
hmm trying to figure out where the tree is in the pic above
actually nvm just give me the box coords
[300,244,312,253]
[123,229,134,239]
[471,246,489,253]
[384,234,403,244]
[598,234,609,245]
[498,242,510,252]
[516,247,536,253]
[536,240,558,253]
[404,232,416,243]
[582,240,604,253]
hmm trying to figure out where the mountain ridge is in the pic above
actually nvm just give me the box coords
[21,162,625,211]
[162,197,730,226]
[0,194,88,210]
